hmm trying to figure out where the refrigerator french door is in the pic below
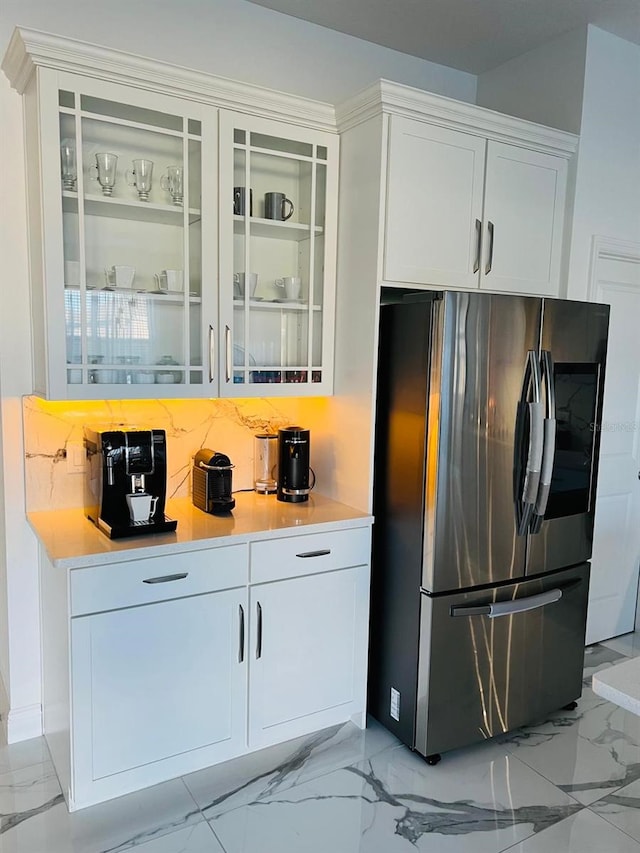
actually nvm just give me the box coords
[370,290,608,761]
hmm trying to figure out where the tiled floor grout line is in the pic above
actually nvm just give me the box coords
[585,802,640,848]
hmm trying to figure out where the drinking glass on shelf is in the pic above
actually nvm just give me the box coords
[126,158,154,201]
[60,139,77,191]
[160,165,184,206]
[93,152,118,196]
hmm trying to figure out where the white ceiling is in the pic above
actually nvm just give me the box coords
[246,0,640,74]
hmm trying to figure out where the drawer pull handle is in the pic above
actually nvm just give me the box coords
[296,549,331,558]
[142,572,189,584]
[256,601,263,659]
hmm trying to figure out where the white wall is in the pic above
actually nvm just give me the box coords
[0,67,42,741]
[0,0,475,741]
[476,28,588,134]
[566,26,640,301]
[0,0,477,105]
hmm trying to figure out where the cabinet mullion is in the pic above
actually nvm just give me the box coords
[72,93,90,376]
[76,110,186,140]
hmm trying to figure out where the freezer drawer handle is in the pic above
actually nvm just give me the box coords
[142,573,188,584]
[296,549,331,558]
[450,588,563,619]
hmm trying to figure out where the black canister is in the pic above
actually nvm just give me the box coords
[277,426,312,503]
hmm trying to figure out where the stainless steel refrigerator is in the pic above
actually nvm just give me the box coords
[370,290,609,763]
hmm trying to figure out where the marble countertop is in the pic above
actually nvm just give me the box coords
[28,492,373,569]
[592,655,640,717]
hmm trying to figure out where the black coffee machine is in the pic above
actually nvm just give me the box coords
[277,426,314,503]
[192,449,235,514]
[84,427,177,539]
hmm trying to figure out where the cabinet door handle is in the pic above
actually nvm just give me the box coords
[473,218,482,274]
[208,325,215,383]
[225,325,231,383]
[256,601,263,659]
[238,604,245,663]
[296,549,331,558]
[485,220,495,275]
[142,572,188,584]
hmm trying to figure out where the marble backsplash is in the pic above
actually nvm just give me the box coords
[23,395,331,512]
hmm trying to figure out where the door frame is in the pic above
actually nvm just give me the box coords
[587,234,640,635]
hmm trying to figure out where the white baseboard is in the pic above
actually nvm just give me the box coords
[5,703,42,743]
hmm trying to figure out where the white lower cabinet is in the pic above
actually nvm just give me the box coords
[41,523,371,810]
[248,565,369,749]
[71,588,248,799]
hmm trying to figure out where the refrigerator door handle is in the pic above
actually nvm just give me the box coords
[516,350,544,534]
[531,350,557,533]
[450,588,563,619]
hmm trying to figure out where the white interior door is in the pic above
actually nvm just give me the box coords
[587,242,640,643]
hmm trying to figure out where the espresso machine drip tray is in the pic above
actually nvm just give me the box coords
[96,515,178,540]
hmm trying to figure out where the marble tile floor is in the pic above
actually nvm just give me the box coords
[1,633,638,853]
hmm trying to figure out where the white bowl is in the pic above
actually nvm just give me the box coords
[134,372,155,384]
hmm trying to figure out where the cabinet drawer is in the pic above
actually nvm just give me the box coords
[250,526,371,584]
[70,545,248,616]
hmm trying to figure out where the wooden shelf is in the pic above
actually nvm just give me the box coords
[233,215,323,241]
[62,192,201,225]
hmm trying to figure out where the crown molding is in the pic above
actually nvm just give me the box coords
[337,79,578,158]
[1,28,337,133]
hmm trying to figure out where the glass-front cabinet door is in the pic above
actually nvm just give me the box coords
[47,74,216,398]
[218,112,338,396]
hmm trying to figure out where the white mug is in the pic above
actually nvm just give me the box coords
[154,269,183,292]
[275,276,301,300]
[126,492,158,523]
[233,272,258,298]
[105,265,135,288]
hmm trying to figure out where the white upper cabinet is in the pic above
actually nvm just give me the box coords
[218,112,338,396]
[384,115,569,296]
[384,119,485,289]
[3,29,338,400]
[480,141,567,295]
[33,73,217,400]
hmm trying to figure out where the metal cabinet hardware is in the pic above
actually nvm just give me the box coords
[208,325,215,383]
[142,572,188,584]
[225,326,231,383]
[256,601,263,659]
[295,549,331,558]
[485,220,495,275]
[238,604,245,663]
[473,218,482,273]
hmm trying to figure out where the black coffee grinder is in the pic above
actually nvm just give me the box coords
[83,427,177,538]
[277,426,314,503]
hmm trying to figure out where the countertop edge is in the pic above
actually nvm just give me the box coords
[28,493,374,570]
